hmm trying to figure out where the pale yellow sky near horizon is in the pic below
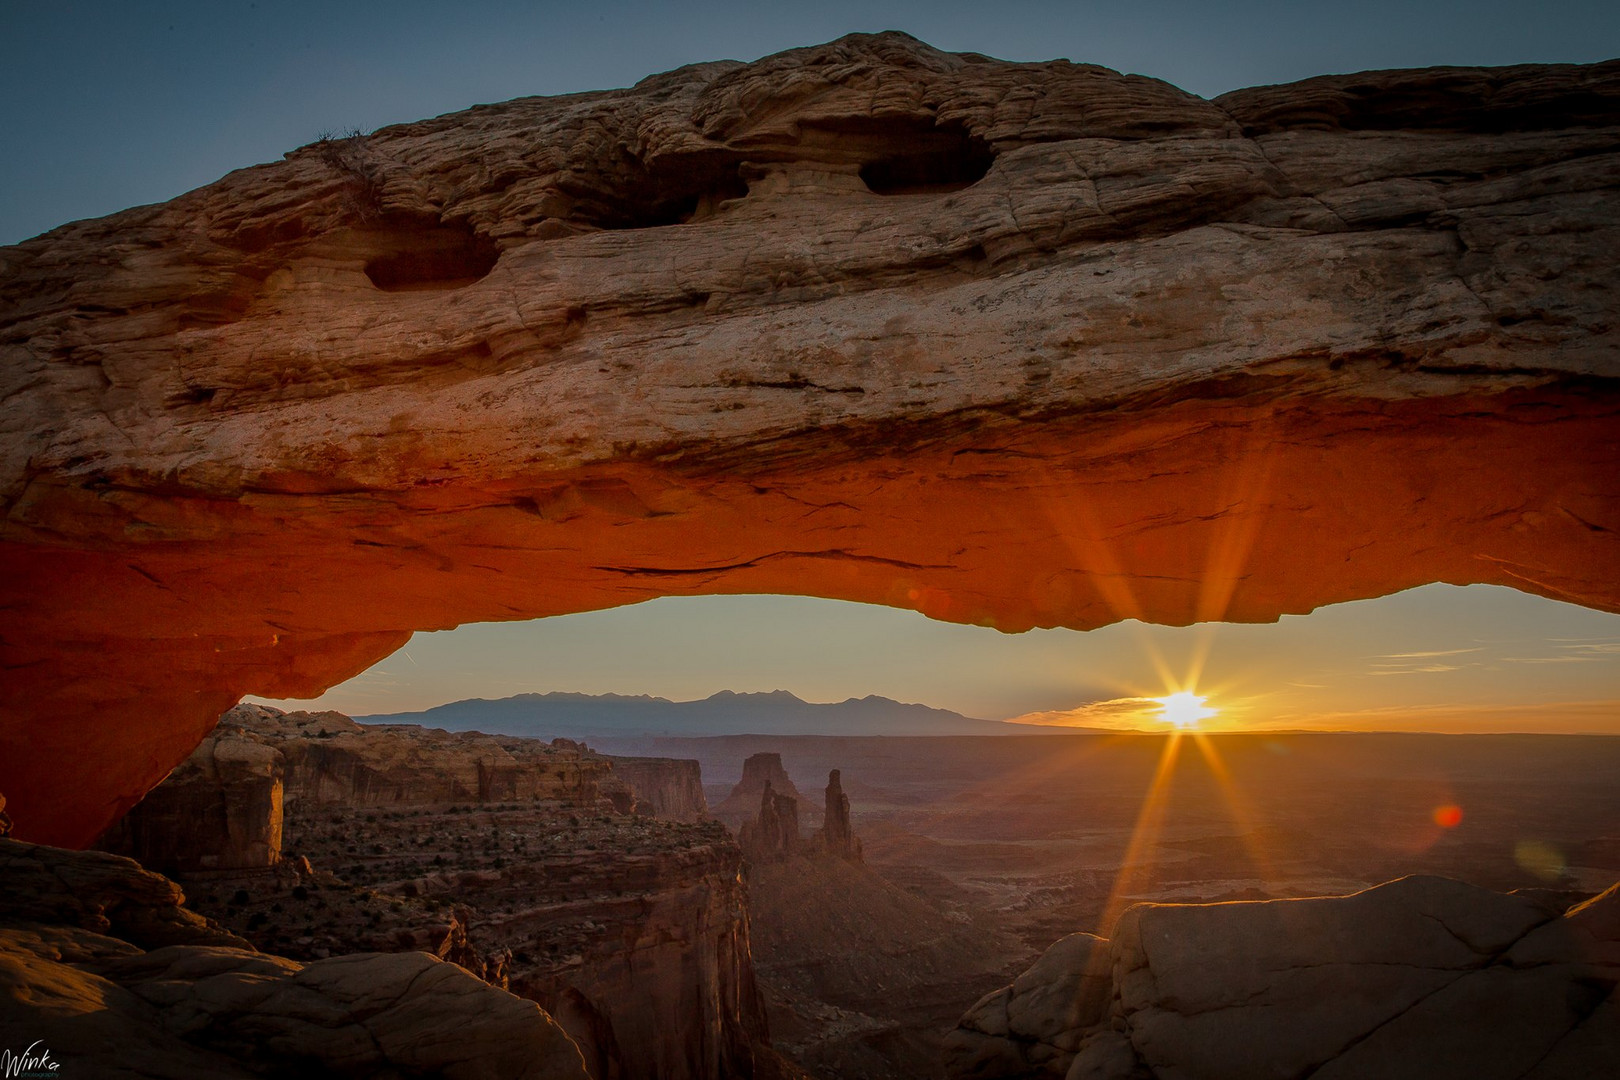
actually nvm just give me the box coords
[256,583,1620,734]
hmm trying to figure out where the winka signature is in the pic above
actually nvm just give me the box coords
[0,1042,59,1078]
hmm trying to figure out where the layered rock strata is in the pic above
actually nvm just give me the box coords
[236,704,619,807]
[2,35,1618,844]
[0,838,590,1079]
[96,702,625,870]
[604,755,709,821]
[944,875,1620,1080]
[277,801,773,1080]
[110,705,780,1080]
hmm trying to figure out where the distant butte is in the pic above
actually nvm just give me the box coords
[1,33,1616,845]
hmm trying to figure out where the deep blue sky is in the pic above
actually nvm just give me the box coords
[2,0,1617,244]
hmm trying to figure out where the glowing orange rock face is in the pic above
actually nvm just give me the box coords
[1,36,1617,846]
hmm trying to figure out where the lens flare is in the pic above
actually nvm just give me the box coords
[1515,840,1567,882]
[1153,691,1217,729]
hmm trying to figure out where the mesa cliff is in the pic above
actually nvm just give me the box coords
[1,34,1615,846]
[605,755,710,821]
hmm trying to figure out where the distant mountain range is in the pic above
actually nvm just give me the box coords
[357,690,1060,739]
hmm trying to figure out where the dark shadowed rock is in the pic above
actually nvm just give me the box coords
[741,779,803,861]
[944,932,1111,1079]
[815,769,862,862]
[0,837,590,1079]
[946,875,1620,1080]
[97,732,285,874]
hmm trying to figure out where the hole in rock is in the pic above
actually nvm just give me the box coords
[362,220,499,292]
[580,154,751,230]
[855,119,995,195]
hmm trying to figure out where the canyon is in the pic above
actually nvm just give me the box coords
[96,704,781,1080]
[0,34,1615,846]
[12,705,1620,1077]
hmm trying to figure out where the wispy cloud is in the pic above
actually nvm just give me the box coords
[1502,656,1596,665]
[1498,639,1620,664]
[1365,646,1486,676]
[1008,696,1162,730]
[1368,663,1467,675]
[1375,648,1482,660]
[1558,641,1620,656]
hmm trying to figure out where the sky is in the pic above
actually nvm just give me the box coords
[5,1,1618,731]
[4,0,1619,245]
[259,586,1620,732]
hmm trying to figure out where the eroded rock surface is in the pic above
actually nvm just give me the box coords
[232,703,620,807]
[272,803,773,1080]
[0,838,590,1079]
[945,875,1620,1080]
[2,34,1618,845]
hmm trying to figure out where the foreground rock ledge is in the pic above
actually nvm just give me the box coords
[0,838,591,1079]
[2,34,1617,845]
[945,876,1620,1079]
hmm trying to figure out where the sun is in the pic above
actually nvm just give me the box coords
[1153,691,1217,729]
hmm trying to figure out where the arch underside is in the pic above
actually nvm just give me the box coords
[5,383,1615,847]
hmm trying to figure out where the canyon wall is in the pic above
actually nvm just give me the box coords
[1,34,1616,845]
[233,705,618,807]
[605,756,709,821]
[96,704,777,1080]
[96,729,285,874]
[479,832,769,1080]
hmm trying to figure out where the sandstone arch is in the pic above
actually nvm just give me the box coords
[1,34,1616,847]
